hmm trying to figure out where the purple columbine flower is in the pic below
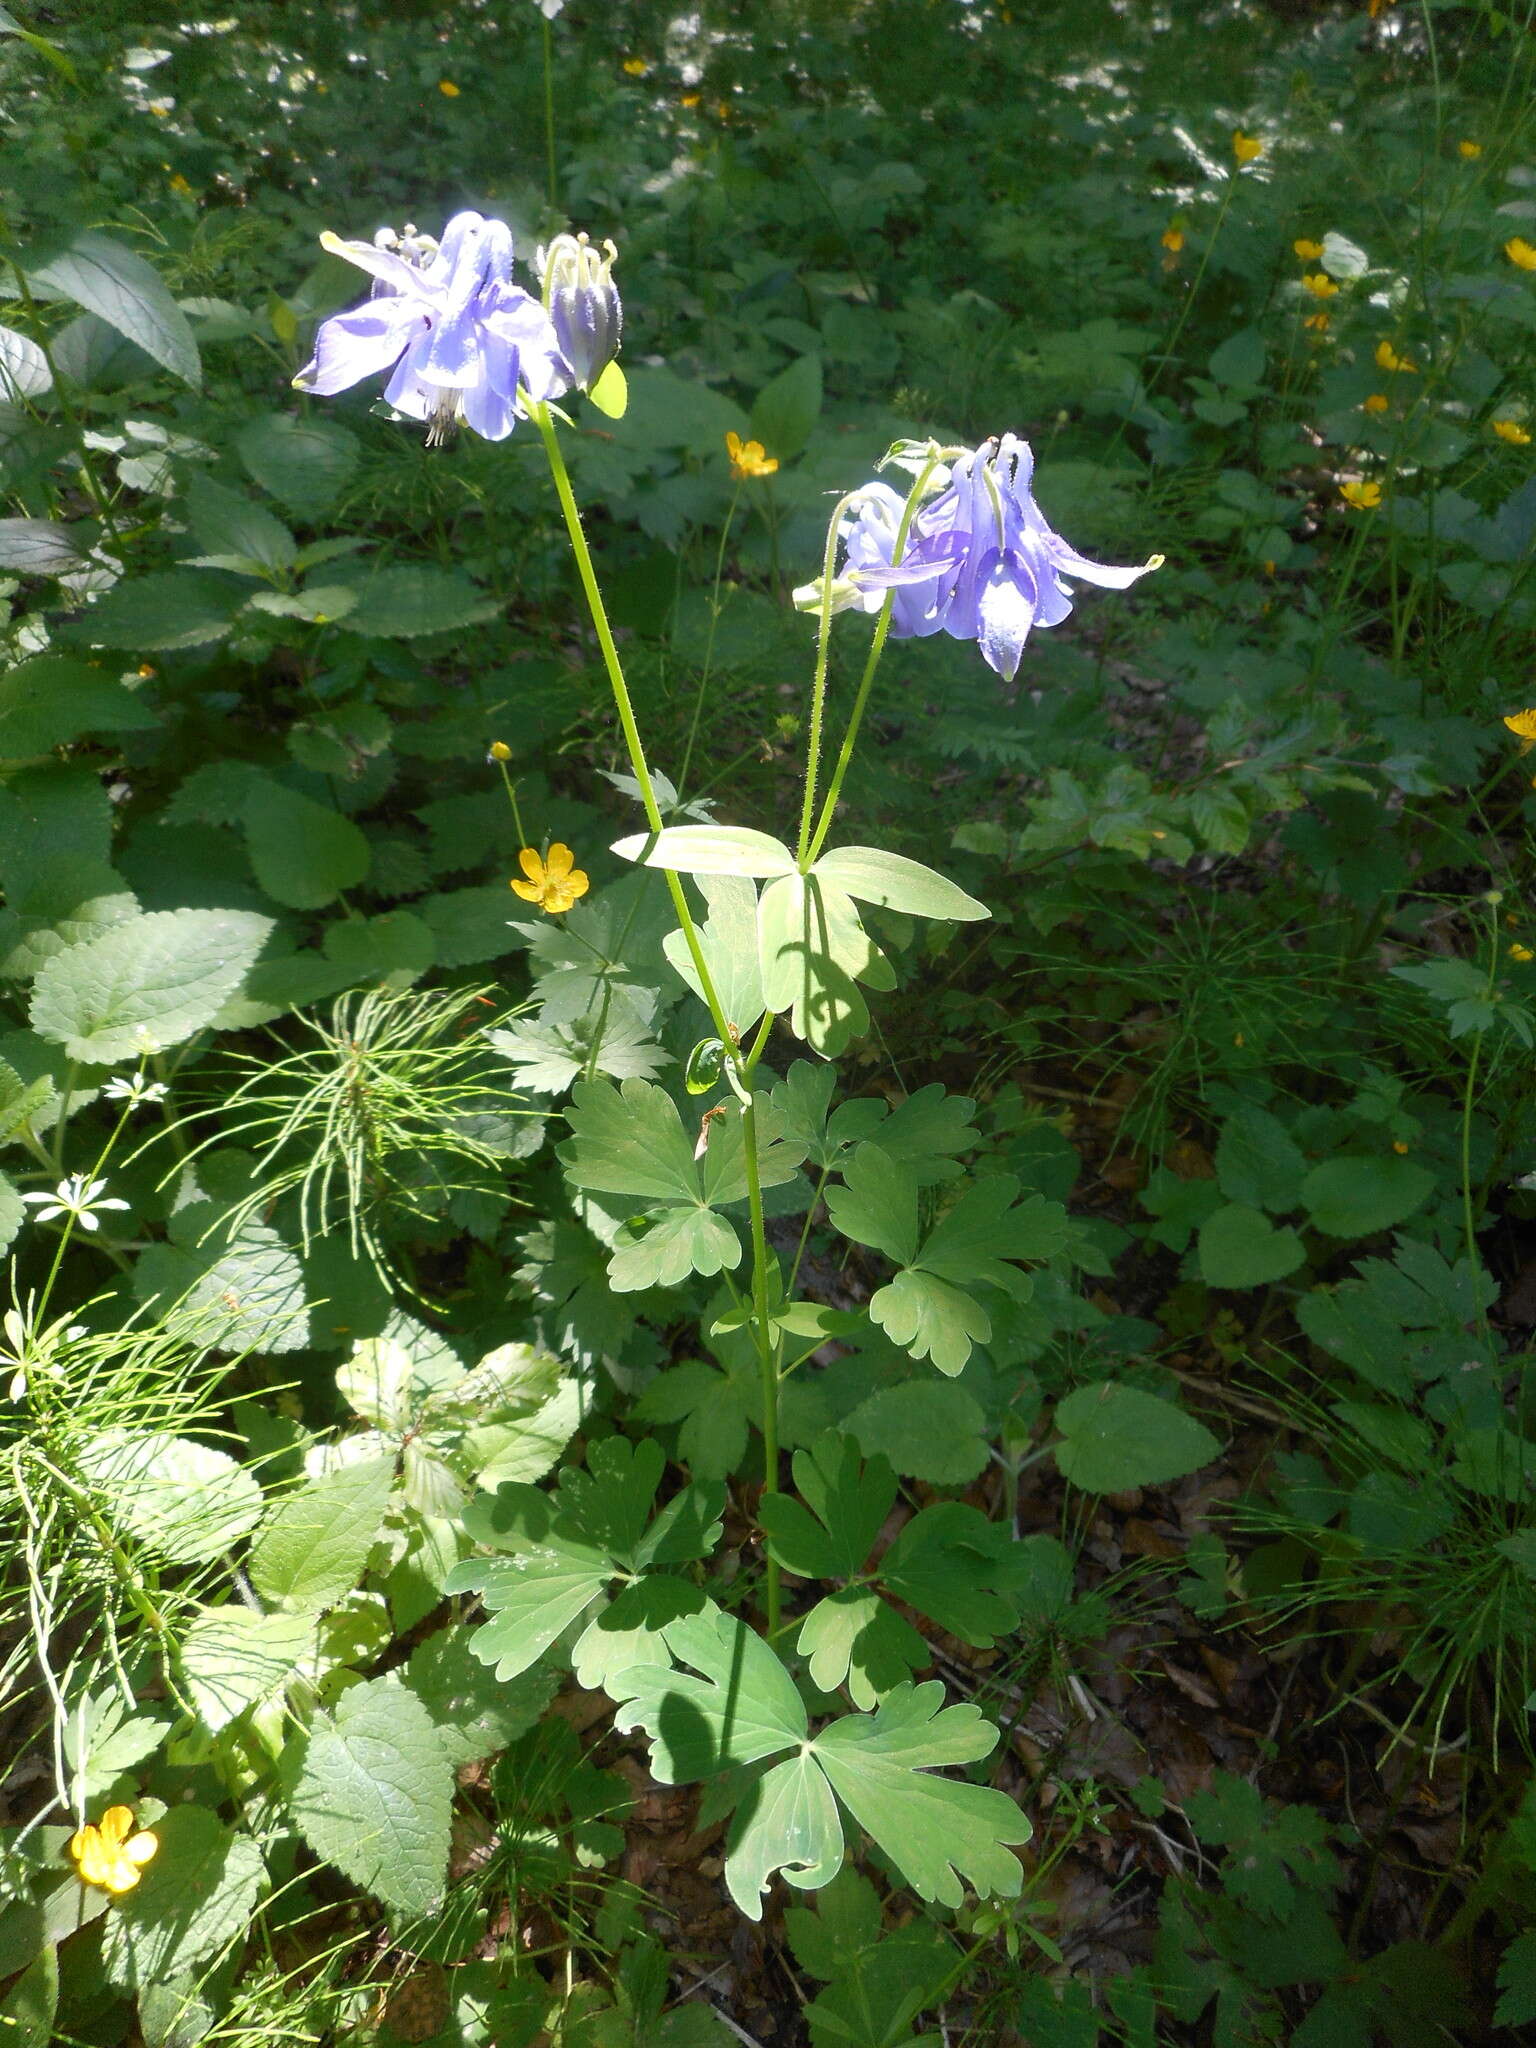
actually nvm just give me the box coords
[835,434,1161,680]
[294,210,568,443]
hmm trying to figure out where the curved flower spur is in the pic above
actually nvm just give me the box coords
[293,209,570,443]
[804,434,1162,680]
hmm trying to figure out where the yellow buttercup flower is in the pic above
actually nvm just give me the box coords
[1160,227,1185,253]
[511,844,589,915]
[725,431,778,479]
[1303,311,1330,333]
[1232,130,1263,165]
[1458,140,1482,160]
[1392,1139,1409,1154]
[1503,709,1536,755]
[1493,419,1532,446]
[1506,238,1536,272]
[1302,272,1339,299]
[487,740,512,762]
[680,91,701,108]
[1293,238,1325,261]
[622,57,649,75]
[1363,393,1390,414]
[168,172,194,196]
[438,79,460,97]
[1375,340,1417,374]
[1340,481,1382,509]
[70,1808,158,1895]
[1511,944,1535,963]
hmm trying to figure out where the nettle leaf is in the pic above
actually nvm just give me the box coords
[236,412,360,518]
[100,1807,263,1993]
[134,1203,309,1355]
[610,1609,1027,1920]
[24,232,200,387]
[662,872,766,1034]
[0,655,159,757]
[75,1431,263,1566]
[291,1674,453,1919]
[184,474,296,573]
[404,1631,557,1769]
[241,779,371,911]
[0,855,140,981]
[30,907,272,1062]
[1300,1154,1435,1238]
[247,1454,396,1611]
[1197,1202,1306,1288]
[749,353,822,461]
[1053,1382,1221,1493]
[72,571,244,650]
[842,1381,992,1487]
[613,823,797,878]
[828,1147,1067,1375]
[447,1437,724,1681]
[0,518,85,573]
[0,320,51,400]
[1215,1104,1307,1213]
[809,846,988,922]
[180,1607,316,1733]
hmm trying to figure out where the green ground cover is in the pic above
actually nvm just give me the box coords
[3,0,1536,2040]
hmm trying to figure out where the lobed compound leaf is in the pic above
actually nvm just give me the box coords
[662,871,766,1032]
[824,1144,920,1266]
[809,846,988,922]
[724,1753,844,1918]
[291,1675,453,1919]
[610,1606,808,1781]
[869,1266,991,1377]
[612,823,797,879]
[561,1076,702,1204]
[759,1436,897,1581]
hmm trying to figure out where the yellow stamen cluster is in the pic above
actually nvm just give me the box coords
[1363,393,1390,414]
[1302,272,1339,299]
[1506,238,1536,272]
[1293,238,1325,261]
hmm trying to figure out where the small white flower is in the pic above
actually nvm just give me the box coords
[533,0,565,16]
[20,1176,131,1232]
[103,1073,168,1108]
[2,1302,87,1401]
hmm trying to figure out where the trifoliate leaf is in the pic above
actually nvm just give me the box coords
[1053,1382,1221,1492]
[291,1675,453,1919]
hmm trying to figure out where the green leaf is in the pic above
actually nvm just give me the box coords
[324,562,495,639]
[71,571,243,650]
[841,1383,991,1486]
[291,1675,453,1919]
[100,1808,263,1992]
[184,475,295,573]
[236,413,360,518]
[0,1169,21,1255]
[404,1631,557,1769]
[662,872,766,1033]
[24,233,199,387]
[0,856,140,980]
[587,358,628,419]
[242,780,370,910]
[30,907,271,1062]
[133,1202,309,1355]
[561,1076,703,1204]
[610,1204,741,1290]
[814,1683,1027,1909]
[612,1606,808,1779]
[61,1689,170,1800]
[612,824,797,879]
[749,354,822,460]
[1053,1383,1220,1492]
[824,1143,919,1266]
[1495,1930,1536,2029]
[180,1608,316,1733]
[0,1946,56,2048]
[757,873,886,1057]
[810,846,988,921]
[869,1267,992,1377]
[1197,1203,1306,1288]
[247,1455,397,1610]
[450,1530,613,1680]
[1214,1105,1307,1213]
[760,1437,898,1580]
[633,1360,754,1482]
[0,519,84,573]
[75,1432,262,1565]
[1300,1155,1436,1238]
[0,320,51,401]
[0,655,159,756]
[488,1009,668,1094]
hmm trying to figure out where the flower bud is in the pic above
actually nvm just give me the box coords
[537,231,622,392]
[487,740,512,761]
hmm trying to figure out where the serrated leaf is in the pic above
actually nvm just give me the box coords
[100,1808,263,1992]
[180,1608,316,1732]
[0,855,141,980]
[325,562,494,639]
[241,779,370,910]
[1300,1155,1435,1238]
[488,1009,668,1094]
[1215,1105,1307,1213]
[0,1168,22,1255]
[25,233,199,387]
[72,571,242,650]
[291,1675,453,1918]
[1197,1203,1306,1288]
[404,1631,557,1768]
[184,475,295,572]
[841,1383,990,1486]
[29,907,270,1062]
[235,413,359,518]
[133,1205,308,1355]
[247,1455,396,1611]
[1053,1382,1220,1492]
[0,320,51,400]
[810,846,988,921]
[75,1432,262,1565]
[0,655,159,756]
[749,354,822,461]
[0,519,84,573]
[613,824,797,879]
[61,1690,170,1801]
